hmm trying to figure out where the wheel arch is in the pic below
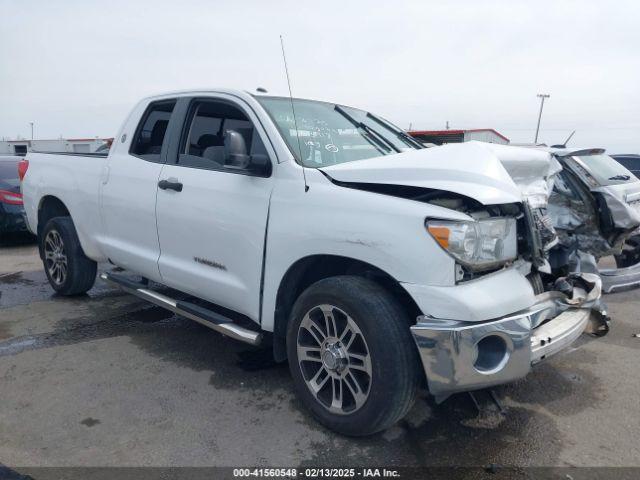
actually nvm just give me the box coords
[272,254,422,362]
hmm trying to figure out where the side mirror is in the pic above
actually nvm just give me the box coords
[248,153,272,176]
[224,130,250,169]
[224,130,272,176]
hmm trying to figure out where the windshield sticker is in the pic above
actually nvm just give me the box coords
[325,144,339,153]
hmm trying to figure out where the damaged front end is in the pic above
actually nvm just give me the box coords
[408,144,610,400]
[321,141,609,399]
[483,144,611,310]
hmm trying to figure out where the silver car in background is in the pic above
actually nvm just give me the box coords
[543,148,640,293]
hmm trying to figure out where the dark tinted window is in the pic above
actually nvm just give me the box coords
[177,100,268,171]
[614,156,640,171]
[0,161,18,179]
[0,161,20,192]
[130,100,176,162]
[13,145,27,156]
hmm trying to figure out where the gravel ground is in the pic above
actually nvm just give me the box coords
[0,236,639,475]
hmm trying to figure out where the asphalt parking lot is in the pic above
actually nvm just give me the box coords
[1,236,639,473]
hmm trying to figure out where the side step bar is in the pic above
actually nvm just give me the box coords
[100,272,262,346]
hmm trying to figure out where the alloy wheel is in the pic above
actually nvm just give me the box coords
[296,304,372,415]
[44,230,67,285]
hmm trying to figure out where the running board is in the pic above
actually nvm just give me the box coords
[100,272,262,346]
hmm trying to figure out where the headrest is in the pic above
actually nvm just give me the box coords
[150,120,169,144]
[197,134,223,148]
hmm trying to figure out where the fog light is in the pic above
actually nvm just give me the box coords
[474,335,509,373]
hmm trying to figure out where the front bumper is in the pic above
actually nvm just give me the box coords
[410,277,607,399]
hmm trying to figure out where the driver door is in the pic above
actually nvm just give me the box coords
[155,96,275,322]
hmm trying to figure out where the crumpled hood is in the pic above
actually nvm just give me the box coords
[320,142,560,208]
[481,143,562,208]
[320,142,523,205]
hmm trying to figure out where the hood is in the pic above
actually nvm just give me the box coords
[320,142,561,208]
[320,142,524,206]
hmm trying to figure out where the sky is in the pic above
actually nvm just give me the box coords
[1,0,639,153]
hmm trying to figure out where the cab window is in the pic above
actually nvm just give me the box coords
[177,100,268,171]
[130,100,176,162]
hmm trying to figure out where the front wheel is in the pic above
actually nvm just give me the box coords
[286,276,421,436]
[41,216,97,295]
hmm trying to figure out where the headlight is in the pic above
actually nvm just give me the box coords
[426,217,518,270]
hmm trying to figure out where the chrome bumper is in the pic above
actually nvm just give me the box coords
[411,287,605,399]
[530,308,591,364]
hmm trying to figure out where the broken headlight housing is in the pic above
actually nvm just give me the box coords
[426,217,518,270]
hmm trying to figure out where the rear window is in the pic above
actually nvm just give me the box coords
[130,100,176,162]
[574,154,637,186]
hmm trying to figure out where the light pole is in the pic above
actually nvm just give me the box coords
[534,94,550,144]
[29,122,34,140]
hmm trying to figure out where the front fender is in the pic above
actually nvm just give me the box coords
[260,169,466,332]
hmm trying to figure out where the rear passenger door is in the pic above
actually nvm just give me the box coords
[100,99,178,281]
[155,95,275,322]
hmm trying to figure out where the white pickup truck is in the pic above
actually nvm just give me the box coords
[21,89,606,435]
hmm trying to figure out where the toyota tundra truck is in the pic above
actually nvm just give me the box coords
[20,89,607,435]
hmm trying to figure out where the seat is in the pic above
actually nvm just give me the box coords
[197,134,225,166]
[202,146,226,166]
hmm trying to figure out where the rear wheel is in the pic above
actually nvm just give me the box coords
[41,216,97,295]
[286,276,421,436]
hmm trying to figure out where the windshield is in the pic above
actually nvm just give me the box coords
[256,97,421,167]
[574,154,637,186]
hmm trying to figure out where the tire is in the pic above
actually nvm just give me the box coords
[40,216,97,295]
[286,275,421,436]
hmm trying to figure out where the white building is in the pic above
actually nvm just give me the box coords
[407,129,510,146]
[0,137,112,156]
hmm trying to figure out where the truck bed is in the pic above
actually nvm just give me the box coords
[21,151,109,259]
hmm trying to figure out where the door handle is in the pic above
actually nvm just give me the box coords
[158,179,183,192]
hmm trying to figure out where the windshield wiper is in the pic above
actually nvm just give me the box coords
[365,112,424,149]
[609,174,631,181]
[334,105,401,154]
